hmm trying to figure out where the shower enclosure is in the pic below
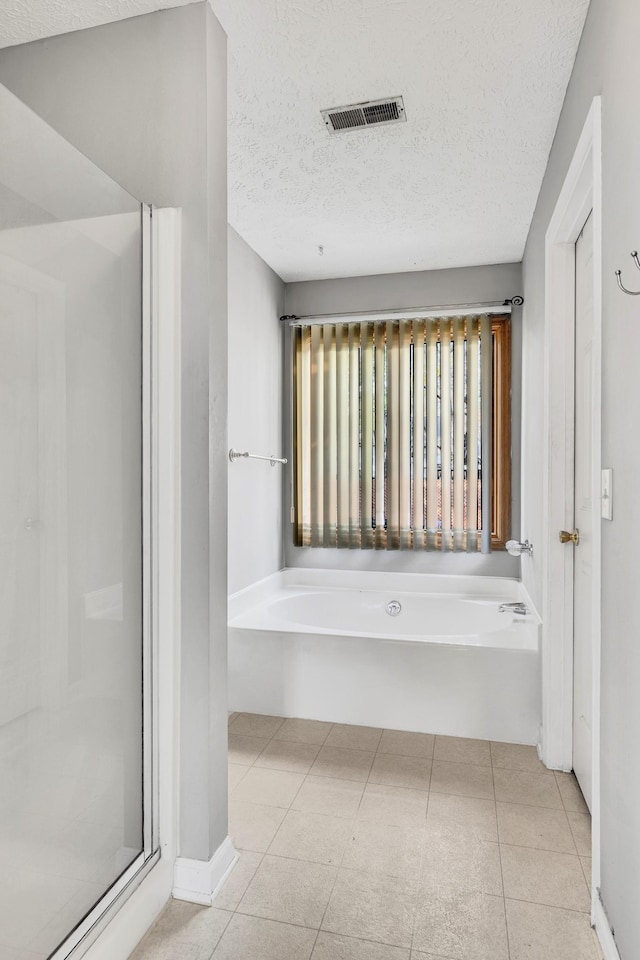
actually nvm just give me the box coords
[0,84,157,958]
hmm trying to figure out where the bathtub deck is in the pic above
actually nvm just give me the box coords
[131,714,601,960]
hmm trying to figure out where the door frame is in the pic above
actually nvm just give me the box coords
[541,97,602,923]
[49,207,183,960]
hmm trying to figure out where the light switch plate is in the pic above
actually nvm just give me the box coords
[601,468,613,520]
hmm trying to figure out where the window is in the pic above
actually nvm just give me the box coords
[292,313,511,551]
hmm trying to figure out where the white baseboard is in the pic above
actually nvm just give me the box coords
[593,895,621,960]
[173,836,238,906]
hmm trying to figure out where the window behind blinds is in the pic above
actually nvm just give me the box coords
[292,314,510,551]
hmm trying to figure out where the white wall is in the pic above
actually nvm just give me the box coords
[0,2,229,865]
[284,262,523,578]
[228,227,285,594]
[521,0,640,955]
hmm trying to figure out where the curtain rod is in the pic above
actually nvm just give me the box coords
[280,296,523,325]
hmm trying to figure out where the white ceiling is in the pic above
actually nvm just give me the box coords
[0,0,590,283]
[213,0,590,282]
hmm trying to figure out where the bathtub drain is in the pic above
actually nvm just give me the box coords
[386,600,402,617]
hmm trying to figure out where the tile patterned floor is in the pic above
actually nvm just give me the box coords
[130,714,603,960]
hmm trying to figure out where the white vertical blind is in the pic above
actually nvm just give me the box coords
[360,324,374,548]
[425,319,438,550]
[452,317,465,551]
[374,322,386,548]
[293,315,493,551]
[440,318,452,550]
[466,318,479,550]
[336,323,349,547]
[412,319,425,550]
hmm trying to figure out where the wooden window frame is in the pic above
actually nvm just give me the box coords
[489,314,511,550]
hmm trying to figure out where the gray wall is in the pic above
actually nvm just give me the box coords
[284,262,523,578]
[521,0,639,954]
[0,3,229,863]
[228,227,285,594]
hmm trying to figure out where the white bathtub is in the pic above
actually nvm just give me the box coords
[228,569,541,744]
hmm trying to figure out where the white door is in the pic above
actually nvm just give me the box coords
[573,211,594,811]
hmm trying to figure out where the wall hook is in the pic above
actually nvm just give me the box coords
[615,250,640,295]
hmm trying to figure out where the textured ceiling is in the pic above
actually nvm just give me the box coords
[0,0,590,283]
[212,0,590,282]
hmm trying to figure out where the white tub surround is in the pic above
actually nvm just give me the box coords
[229,569,541,744]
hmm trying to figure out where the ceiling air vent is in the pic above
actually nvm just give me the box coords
[321,96,406,135]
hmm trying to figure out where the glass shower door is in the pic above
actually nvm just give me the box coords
[0,84,151,959]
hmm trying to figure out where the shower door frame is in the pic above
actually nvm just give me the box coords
[47,202,163,960]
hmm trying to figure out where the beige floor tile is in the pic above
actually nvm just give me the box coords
[505,898,601,960]
[567,811,591,856]
[426,793,498,843]
[229,713,285,738]
[310,746,375,782]
[369,754,431,791]
[410,954,454,960]
[131,936,212,959]
[150,901,232,944]
[500,844,590,912]
[342,820,424,879]
[293,776,365,819]
[254,740,322,774]
[132,902,232,959]
[555,772,589,813]
[421,836,502,896]
[496,802,575,853]
[357,783,429,827]
[580,856,592,892]
[212,912,317,960]
[228,734,269,766]
[228,763,248,793]
[268,809,353,865]
[377,730,434,759]
[434,736,491,766]
[312,931,410,959]
[322,868,417,947]
[229,801,286,852]
[430,761,494,800]
[326,724,383,752]
[493,769,562,809]
[213,850,263,910]
[413,890,508,960]
[238,854,336,928]
[232,767,305,807]
[490,742,545,773]
[274,718,334,745]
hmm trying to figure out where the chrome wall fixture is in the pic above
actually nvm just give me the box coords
[229,448,287,467]
[615,250,640,295]
[505,539,534,557]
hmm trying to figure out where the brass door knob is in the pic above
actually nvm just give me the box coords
[559,529,580,545]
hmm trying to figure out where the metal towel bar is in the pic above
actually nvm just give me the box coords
[228,448,287,466]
